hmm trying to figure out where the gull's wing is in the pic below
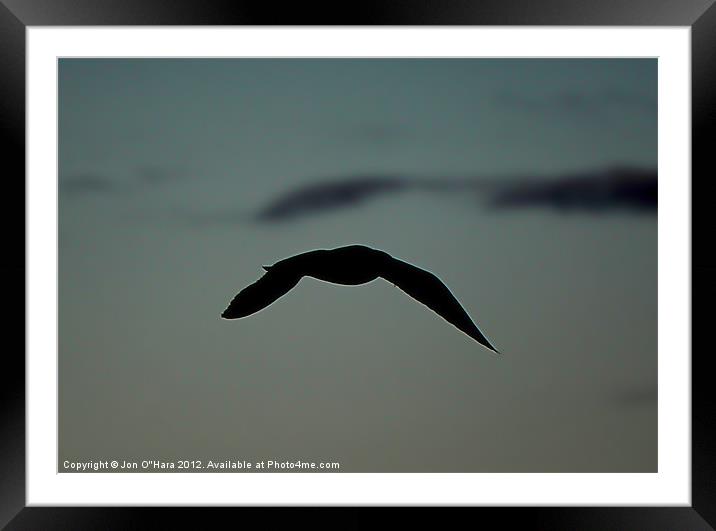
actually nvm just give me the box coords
[221,267,302,319]
[380,258,499,352]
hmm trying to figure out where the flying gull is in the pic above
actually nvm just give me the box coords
[221,245,499,353]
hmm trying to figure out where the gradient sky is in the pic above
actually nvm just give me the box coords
[59,58,657,472]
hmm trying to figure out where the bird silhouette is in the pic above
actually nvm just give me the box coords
[221,245,499,353]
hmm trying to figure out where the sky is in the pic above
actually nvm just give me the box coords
[58,58,657,472]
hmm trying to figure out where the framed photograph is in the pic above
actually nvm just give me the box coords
[3,1,713,528]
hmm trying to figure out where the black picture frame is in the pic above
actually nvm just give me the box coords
[2,1,714,529]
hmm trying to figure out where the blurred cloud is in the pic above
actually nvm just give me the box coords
[255,176,410,222]
[60,174,118,197]
[243,167,656,224]
[342,122,411,147]
[494,88,657,116]
[63,166,655,227]
[60,166,189,199]
[135,166,188,185]
[612,385,657,407]
[170,208,251,228]
[136,167,175,184]
[489,167,657,213]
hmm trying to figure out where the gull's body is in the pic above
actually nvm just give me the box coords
[221,245,498,353]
